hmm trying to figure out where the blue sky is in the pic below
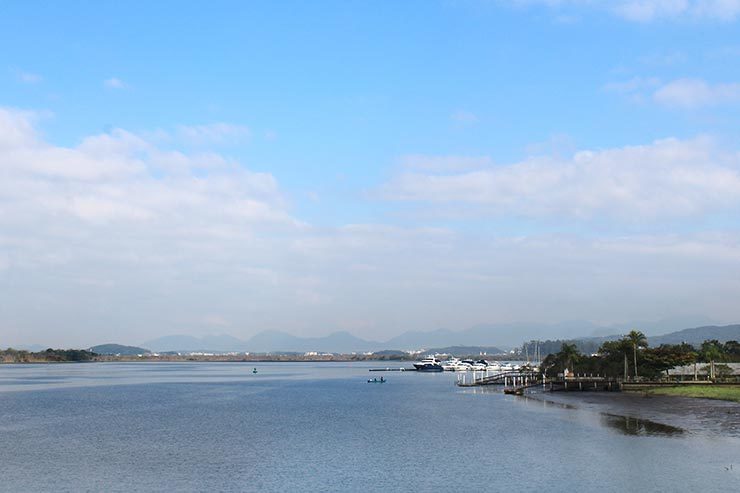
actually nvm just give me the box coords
[2,1,740,346]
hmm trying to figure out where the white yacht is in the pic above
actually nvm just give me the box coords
[413,356,444,372]
[441,357,461,371]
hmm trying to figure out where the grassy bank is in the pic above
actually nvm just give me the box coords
[641,385,740,403]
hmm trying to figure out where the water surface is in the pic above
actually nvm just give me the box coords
[1,362,738,492]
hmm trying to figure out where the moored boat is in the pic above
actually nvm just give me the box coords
[413,356,444,372]
[441,357,461,371]
[504,388,523,396]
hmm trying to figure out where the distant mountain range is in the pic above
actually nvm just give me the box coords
[139,319,739,354]
[649,325,740,346]
[13,317,733,355]
[14,344,47,352]
[576,324,740,347]
[141,331,377,354]
[141,328,516,353]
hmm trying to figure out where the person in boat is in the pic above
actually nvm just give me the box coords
[380,376,385,383]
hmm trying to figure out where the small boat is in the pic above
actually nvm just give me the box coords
[367,377,386,383]
[413,356,444,372]
[504,388,523,396]
[252,368,258,374]
[441,357,461,371]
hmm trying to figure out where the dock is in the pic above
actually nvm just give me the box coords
[456,370,542,388]
[456,370,620,394]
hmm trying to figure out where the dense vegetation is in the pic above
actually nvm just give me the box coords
[89,344,150,356]
[540,332,739,381]
[0,348,97,363]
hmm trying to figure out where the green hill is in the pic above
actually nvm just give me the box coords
[89,344,151,355]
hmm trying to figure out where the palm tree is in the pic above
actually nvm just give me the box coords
[627,330,647,380]
[700,340,724,380]
[558,343,581,375]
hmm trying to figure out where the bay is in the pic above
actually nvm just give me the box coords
[0,362,738,492]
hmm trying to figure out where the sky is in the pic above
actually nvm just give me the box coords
[2,0,740,347]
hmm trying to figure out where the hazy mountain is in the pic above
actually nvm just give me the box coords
[572,324,740,349]
[12,344,46,352]
[142,334,249,352]
[601,315,718,337]
[245,330,379,353]
[383,328,462,350]
[426,346,505,356]
[90,343,150,355]
[384,321,606,350]
[137,320,739,354]
[649,325,740,346]
[142,331,379,354]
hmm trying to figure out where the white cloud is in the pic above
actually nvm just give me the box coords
[511,0,740,21]
[603,76,661,95]
[451,110,479,125]
[0,107,292,227]
[0,108,40,149]
[653,78,740,108]
[104,77,127,89]
[613,0,692,21]
[382,137,740,220]
[639,51,687,66]
[605,76,740,108]
[177,123,251,145]
[400,154,493,172]
[2,106,740,346]
[11,68,42,84]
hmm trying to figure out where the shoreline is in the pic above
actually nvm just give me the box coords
[625,385,740,403]
[522,389,740,438]
[1,357,416,364]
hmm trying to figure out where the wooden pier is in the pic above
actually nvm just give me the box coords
[456,370,620,394]
[456,370,542,388]
[546,375,620,392]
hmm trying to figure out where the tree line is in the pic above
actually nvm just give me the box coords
[539,330,739,381]
[1,348,97,363]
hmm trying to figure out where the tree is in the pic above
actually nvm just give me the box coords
[723,340,740,362]
[641,344,696,379]
[598,339,632,379]
[699,340,725,380]
[558,343,581,373]
[627,330,648,380]
[539,343,582,377]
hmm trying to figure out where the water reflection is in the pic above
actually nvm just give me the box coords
[600,413,685,437]
[519,394,578,410]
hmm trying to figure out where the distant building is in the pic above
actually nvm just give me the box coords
[668,362,740,377]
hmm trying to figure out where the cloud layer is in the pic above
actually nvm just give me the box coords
[606,76,740,108]
[2,107,740,346]
[383,137,740,220]
[513,0,740,21]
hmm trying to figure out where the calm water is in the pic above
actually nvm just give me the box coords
[0,362,738,492]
